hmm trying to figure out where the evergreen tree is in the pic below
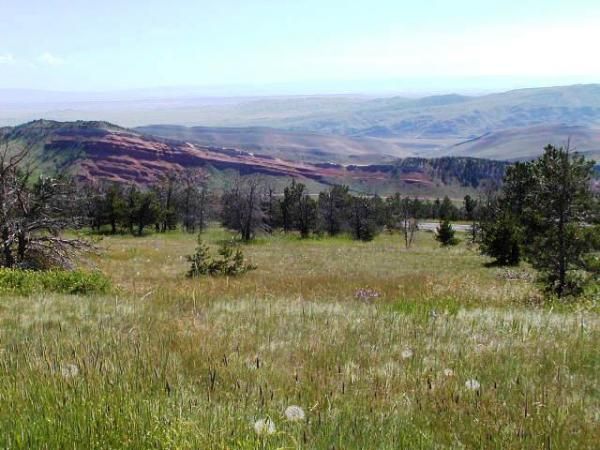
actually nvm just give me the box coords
[280,180,302,233]
[439,196,457,220]
[349,196,384,241]
[524,146,596,296]
[152,172,179,233]
[103,183,126,234]
[132,191,160,236]
[478,204,521,265]
[296,193,317,238]
[186,235,256,277]
[280,180,316,238]
[463,195,477,221]
[435,220,458,246]
[479,145,597,297]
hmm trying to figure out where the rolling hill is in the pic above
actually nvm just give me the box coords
[271,84,600,139]
[442,125,600,161]
[0,120,507,195]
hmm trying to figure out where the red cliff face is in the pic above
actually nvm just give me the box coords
[42,127,435,186]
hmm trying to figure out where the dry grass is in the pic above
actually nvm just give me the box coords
[0,228,597,449]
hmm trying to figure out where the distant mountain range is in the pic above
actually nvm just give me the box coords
[2,84,600,163]
[138,123,600,164]
[0,120,508,196]
[270,85,600,139]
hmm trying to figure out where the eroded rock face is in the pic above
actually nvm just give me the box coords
[36,123,437,186]
[7,120,510,189]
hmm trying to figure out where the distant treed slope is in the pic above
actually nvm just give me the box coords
[136,125,414,164]
[0,120,506,194]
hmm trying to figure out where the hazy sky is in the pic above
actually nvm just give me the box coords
[1,0,599,94]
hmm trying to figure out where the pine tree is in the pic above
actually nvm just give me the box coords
[435,219,458,246]
[186,235,256,277]
[186,236,212,277]
[525,145,596,296]
[479,206,521,265]
[479,145,597,297]
[349,195,384,241]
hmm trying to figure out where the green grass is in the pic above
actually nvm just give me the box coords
[0,268,111,296]
[0,228,598,449]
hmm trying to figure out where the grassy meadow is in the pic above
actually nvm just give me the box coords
[0,228,598,449]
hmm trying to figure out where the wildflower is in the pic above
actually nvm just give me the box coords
[401,348,413,359]
[354,288,381,303]
[254,418,276,435]
[284,405,305,422]
[61,363,79,379]
[443,368,454,377]
[465,379,480,390]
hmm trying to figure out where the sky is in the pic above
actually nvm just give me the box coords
[1,0,599,95]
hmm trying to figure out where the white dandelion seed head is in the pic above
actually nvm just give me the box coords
[284,405,305,422]
[465,379,480,390]
[443,368,454,377]
[254,418,276,435]
[61,363,79,379]
[401,348,413,360]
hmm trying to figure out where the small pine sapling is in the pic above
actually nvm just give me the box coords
[435,220,459,246]
[186,236,212,277]
[186,235,256,277]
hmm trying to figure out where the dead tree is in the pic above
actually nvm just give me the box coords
[0,140,92,269]
[221,175,265,241]
[179,169,210,233]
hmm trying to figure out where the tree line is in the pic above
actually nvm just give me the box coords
[79,175,476,241]
[214,178,477,242]
[82,170,212,236]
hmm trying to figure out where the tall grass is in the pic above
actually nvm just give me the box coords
[0,228,597,448]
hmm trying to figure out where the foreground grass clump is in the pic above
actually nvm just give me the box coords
[0,268,111,296]
[0,228,597,449]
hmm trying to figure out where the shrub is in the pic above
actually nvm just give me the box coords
[186,236,256,277]
[0,268,111,296]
